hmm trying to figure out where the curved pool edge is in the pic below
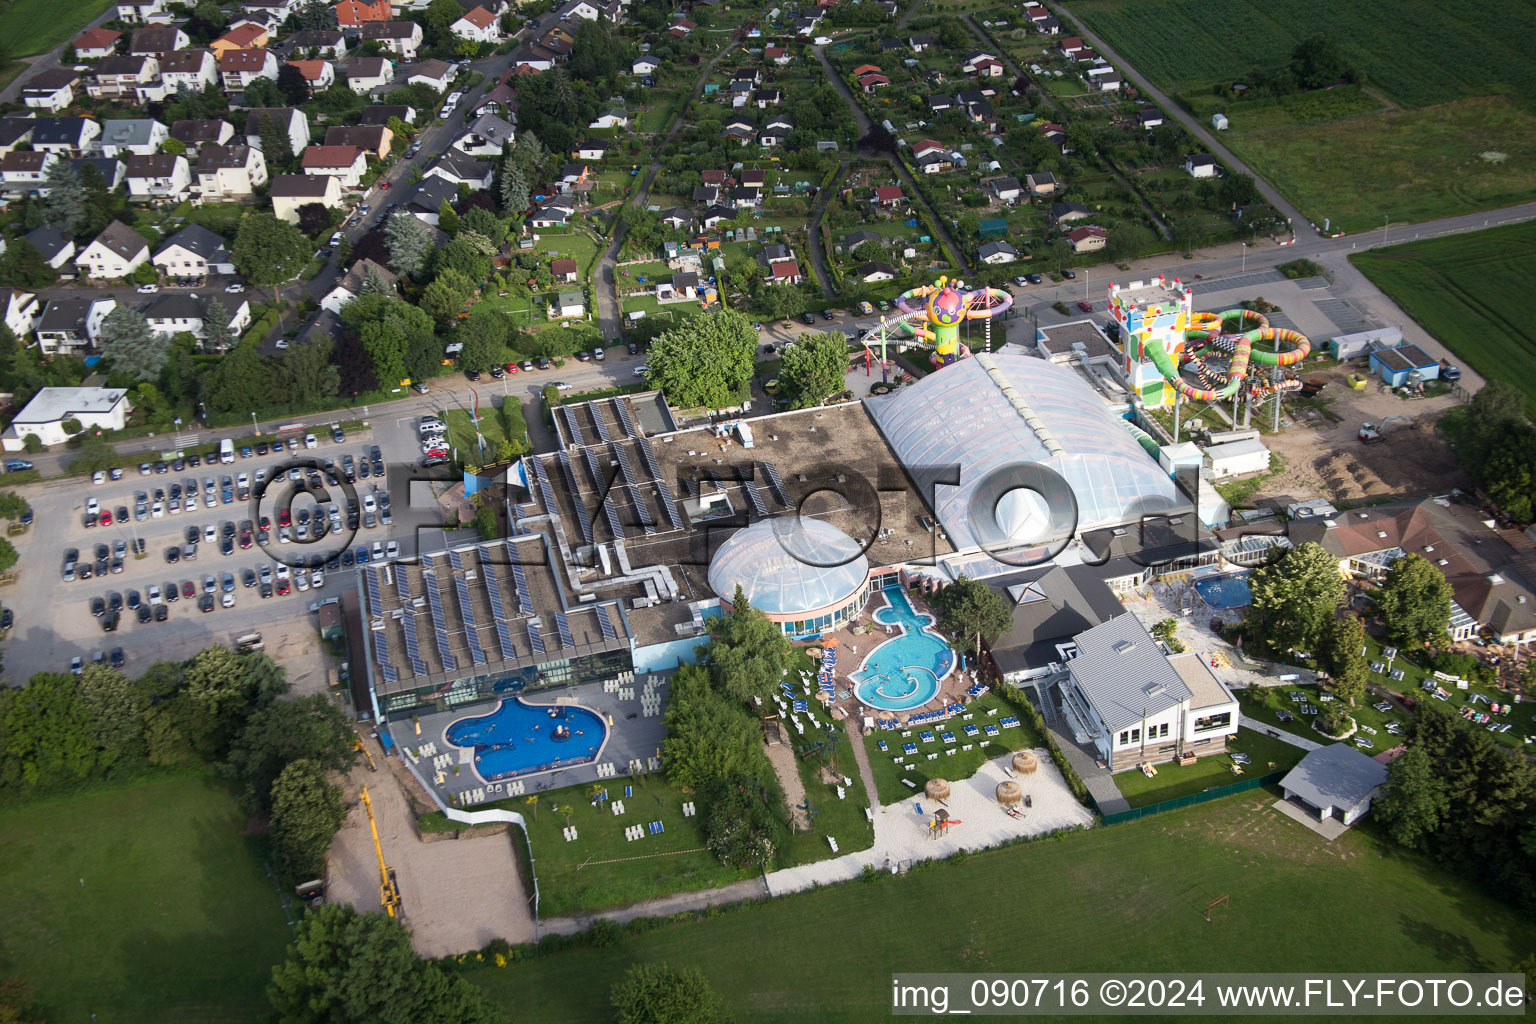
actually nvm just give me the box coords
[851,588,957,714]
[442,696,613,786]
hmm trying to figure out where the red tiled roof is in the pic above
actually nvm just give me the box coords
[218,48,270,71]
[551,259,577,275]
[459,6,495,28]
[75,28,122,49]
[215,23,267,48]
[770,261,801,279]
[286,59,328,81]
[301,145,363,168]
[875,186,904,201]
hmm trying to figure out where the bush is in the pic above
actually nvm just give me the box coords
[21,435,42,454]
[60,418,83,435]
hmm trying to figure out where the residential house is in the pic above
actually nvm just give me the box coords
[426,151,493,189]
[97,119,168,158]
[360,22,423,60]
[150,48,217,97]
[858,72,890,93]
[856,261,897,282]
[732,185,760,208]
[76,221,150,280]
[153,224,235,281]
[1049,201,1091,226]
[195,144,267,198]
[759,116,793,147]
[529,204,571,228]
[1057,36,1085,59]
[114,0,166,22]
[767,260,802,285]
[0,152,57,197]
[72,156,125,190]
[288,29,346,58]
[839,229,883,252]
[631,56,660,76]
[452,6,503,43]
[4,290,40,338]
[559,162,591,191]
[454,113,515,156]
[335,0,392,26]
[0,119,35,158]
[74,27,123,59]
[668,19,695,39]
[270,174,339,223]
[911,139,947,161]
[967,56,1004,77]
[143,293,251,343]
[574,140,608,161]
[21,70,79,113]
[402,175,457,225]
[33,298,115,354]
[756,88,783,108]
[301,145,367,189]
[1182,153,1217,178]
[244,108,311,156]
[2,387,133,453]
[723,123,754,146]
[873,185,906,208]
[660,207,691,230]
[961,49,998,71]
[908,33,934,52]
[765,46,790,65]
[551,259,578,283]
[1025,171,1058,196]
[401,61,453,95]
[927,93,953,114]
[319,258,398,315]
[978,240,1017,264]
[87,56,157,100]
[851,63,882,78]
[209,23,269,56]
[347,57,394,93]
[914,149,952,174]
[359,104,416,126]
[219,49,278,92]
[589,109,629,129]
[550,289,584,318]
[1068,224,1107,253]
[324,124,392,160]
[31,118,101,156]
[171,119,235,150]
[655,271,698,302]
[699,204,735,229]
[1135,108,1164,129]
[987,175,1022,202]
[1060,612,1239,771]
[124,153,191,201]
[23,226,76,270]
[1279,744,1389,829]
[1095,71,1122,92]
[239,0,305,23]
[286,59,334,94]
[129,26,188,59]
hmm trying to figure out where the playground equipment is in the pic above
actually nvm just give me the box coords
[359,786,402,918]
[858,275,1014,373]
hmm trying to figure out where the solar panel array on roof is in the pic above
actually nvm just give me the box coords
[372,627,397,682]
[556,452,594,542]
[632,488,655,533]
[529,457,556,513]
[612,441,636,486]
[455,574,488,666]
[581,447,605,490]
[479,548,518,661]
[423,569,457,672]
[401,609,428,675]
[591,406,611,442]
[395,564,411,602]
[762,460,790,506]
[510,563,531,613]
[611,398,636,437]
[681,476,698,496]
[596,604,617,640]
[447,547,464,571]
[560,405,585,445]
[554,612,574,648]
[603,498,625,539]
[656,478,683,528]
[637,437,661,478]
[742,479,768,518]
[364,567,382,610]
[528,619,545,655]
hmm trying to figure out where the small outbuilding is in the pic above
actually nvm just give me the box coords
[1279,743,1388,827]
[1369,343,1440,388]
[1203,437,1270,479]
[1211,113,1228,130]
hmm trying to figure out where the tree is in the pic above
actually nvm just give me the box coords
[1150,617,1185,653]
[201,296,236,353]
[182,647,287,760]
[0,673,97,786]
[434,235,491,282]
[227,693,354,813]
[233,213,311,324]
[456,305,510,370]
[420,267,475,324]
[611,963,732,1024]
[244,76,284,110]
[269,758,347,879]
[1289,33,1353,89]
[1244,541,1345,656]
[203,339,269,414]
[1217,172,1261,209]
[297,202,331,237]
[101,305,169,382]
[385,210,433,277]
[78,162,117,238]
[701,774,783,869]
[646,309,757,409]
[1374,744,1450,849]
[779,330,848,410]
[76,663,146,771]
[0,492,28,521]
[0,976,45,1024]
[0,536,17,574]
[277,62,311,105]
[360,318,409,388]
[41,158,86,237]
[268,903,505,1024]
[460,205,506,245]
[1320,613,1367,707]
[499,158,529,213]
[279,333,341,404]
[851,239,884,263]
[1377,552,1454,650]
[932,575,1011,659]
[437,199,460,236]
[0,238,58,290]
[707,585,793,703]
[661,664,762,791]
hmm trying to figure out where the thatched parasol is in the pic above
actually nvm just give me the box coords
[924,778,950,802]
[996,780,1023,806]
[1012,751,1039,776]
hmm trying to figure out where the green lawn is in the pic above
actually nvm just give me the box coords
[530,232,601,279]
[438,401,527,457]
[1351,220,1536,414]
[465,792,1536,1021]
[0,0,113,56]
[859,693,1041,805]
[781,737,873,864]
[1109,727,1305,808]
[0,773,291,1023]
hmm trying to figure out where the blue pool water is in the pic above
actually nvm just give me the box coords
[1193,573,1253,610]
[445,698,608,782]
[853,588,955,712]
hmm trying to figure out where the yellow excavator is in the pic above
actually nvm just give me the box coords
[359,786,402,918]
[354,736,378,772]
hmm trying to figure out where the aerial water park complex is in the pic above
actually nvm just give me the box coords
[856,276,1014,371]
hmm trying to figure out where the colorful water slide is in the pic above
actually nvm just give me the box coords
[1143,309,1311,402]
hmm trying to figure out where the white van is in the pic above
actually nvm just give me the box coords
[219,439,235,464]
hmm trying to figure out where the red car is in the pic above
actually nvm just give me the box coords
[277,578,290,596]
[277,508,291,527]
[1077,300,1094,313]
[181,580,196,599]
[100,509,113,526]
[503,362,520,373]
[379,181,391,189]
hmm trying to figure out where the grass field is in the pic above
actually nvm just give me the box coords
[0,774,290,1023]
[0,0,113,56]
[465,791,1536,1021]
[1351,220,1536,411]
[1109,727,1304,807]
[860,693,1040,805]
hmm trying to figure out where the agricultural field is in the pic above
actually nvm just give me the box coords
[0,0,113,57]
[465,792,1536,1022]
[1351,220,1536,412]
[1067,0,1536,228]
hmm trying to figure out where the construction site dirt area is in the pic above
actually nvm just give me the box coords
[1241,362,1469,507]
[325,751,534,956]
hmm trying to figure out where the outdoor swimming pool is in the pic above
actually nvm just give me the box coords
[445,698,608,782]
[1193,572,1253,611]
[852,588,955,712]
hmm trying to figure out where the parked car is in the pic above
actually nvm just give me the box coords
[1077,300,1094,312]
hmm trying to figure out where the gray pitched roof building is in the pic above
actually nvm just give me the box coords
[1279,744,1389,824]
[1067,612,1191,732]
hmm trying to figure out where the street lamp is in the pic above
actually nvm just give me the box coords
[1383,214,1390,246]
[1241,241,1248,273]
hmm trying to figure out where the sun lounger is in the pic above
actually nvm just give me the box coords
[836,786,846,799]
[944,748,956,756]
[903,743,918,755]
[878,740,888,751]
[984,725,1000,737]
[827,836,839,852]
[927,752,938,760]
[941,731,955,744]
[903,778,917,788]
[920,731,935,743]
[963,724,979,737]
[865,806,874,823]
